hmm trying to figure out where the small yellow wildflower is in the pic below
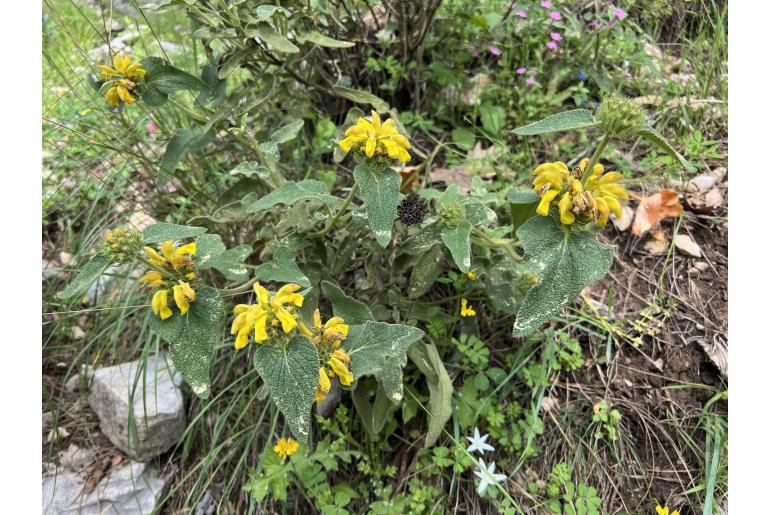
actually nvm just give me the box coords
[532,158,628,227]
[98,53,146,107]
[467,271,477,281]
[139,241,198,320]
[460,298,476,317]
[273,437,300,460]
[655,505,680,515]
[300,309,353,401]
[230,283,304,350]
[339,111,411,163]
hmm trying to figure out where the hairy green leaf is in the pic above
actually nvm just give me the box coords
[408,342,453,447]
[441,220,473,272]
[143,222,207,243]
[194,234,252,282]
[253,25,299,53]
[253,246,311,287]
[331,86,389,112]
[160,128,214,173]
[301,31,355,48]
[512,109,597,136]
[401,224,442,255]
[346,321,425,402]
[637,124,693,170]
[409,245,444,298]
[253,336,319,442]
[352,378,393,439]
[142,57,210,94]
[506,188,541,230]
[149,287,224,399]
[246,180,342,213]
[270,120,305,144]
[56,254,111,300]
[353,165,401,247]
[320,281,373,325]
[512,217,614,336]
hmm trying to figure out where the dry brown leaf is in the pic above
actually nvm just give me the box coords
[673,234,702,257]
[698,337,728,378]
[430,166,472,193]
[47,426,71,443]
[631,189,683,236]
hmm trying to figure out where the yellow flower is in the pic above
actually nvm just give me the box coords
[532,158,628,228]
[172,282,196,315]
[98,53,146,80]
[467,271,477,281]
[339,111,411,163]
[273,437,300,460]
[230,283,304,350]
[98,54,145,108]
[140,240,198,320]
[460,298,476,317]
[301,309,353,400]
[655,506,680,515]
[151,289,173,320]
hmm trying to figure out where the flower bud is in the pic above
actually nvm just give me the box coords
[596,96,645,139]
[437,201,466,229]
[101,227,144,263]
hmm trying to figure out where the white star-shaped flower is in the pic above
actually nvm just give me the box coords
[473,458,506,495]
[466,427,495,455]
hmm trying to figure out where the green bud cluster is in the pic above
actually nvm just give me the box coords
[596,97,645,139]
[101,227,144,263]
[437,201,466,229]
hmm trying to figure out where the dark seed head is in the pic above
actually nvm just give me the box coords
[397,194,429,226]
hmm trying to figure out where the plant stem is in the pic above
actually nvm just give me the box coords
[310,183,359,238]
[580,134,611,187]
[136,256,176,280]
[219,278,258,296]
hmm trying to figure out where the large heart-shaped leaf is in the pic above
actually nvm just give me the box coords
[353,164,402,247]
[253,336,319,442]
[441,220,473,272]
[143,223,207,244]
[149,286,225,399]
[512,217,614,336]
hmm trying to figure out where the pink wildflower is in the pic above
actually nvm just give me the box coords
[516,67,527,75]
[490,46,502,57]
[526,76,535,85]
[146,122,157,134]
[540,0,552,7]
[550,11,561,21]
[614,7,627,20]
[515,10,527,18]
[550,32,562,41]
[547,41,558,50]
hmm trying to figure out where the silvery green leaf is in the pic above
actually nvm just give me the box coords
[465,202,497,226]
[253,246,310,287]
[253,336,319,442]
[401,224,442,255]
[253,25,299,53]
[637,124,693,170]
[409,245,444,298]
[407,342,453,447]
[143,223,207,243]
[512,216,614,336]
[270,120,304,144]
[331,86,389,113]
[320,281,373,325]
[512,109,597,135]
[441,220,473,272]
[346,321,425,402]
[56,254,111,300]
[149,287,224,399]
[353,165,401,247]
[300,31,355,48]
[246,180,342,213]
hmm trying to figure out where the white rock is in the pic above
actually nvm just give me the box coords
[43,461,167,515]
[686,174,717,193]
[673,234,703,257]
[88,354,185,462]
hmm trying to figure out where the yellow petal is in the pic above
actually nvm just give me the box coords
[298,320,313,338]
[594,197,610,227]
[313,309,322,331]
[254,283,270,306]
[370,111,381,133]
[558,193,576,225]
[175,242,196,257]
[339,135,360,152]
[172,285,190,315]
[275,307,297,334]
[105,87,120,107]
[161,241,175,262]
[234,304,250,316]
[231,312,249,334]
[319,367,331,393]
[116,85,134,104]
[235,327,250,350]
[536,189,559,216]
[365,137,376,158]
[602,195,623,218]
[253,313,268,342]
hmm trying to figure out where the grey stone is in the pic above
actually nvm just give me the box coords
[43,461,167,515]
[88,354,185,462]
